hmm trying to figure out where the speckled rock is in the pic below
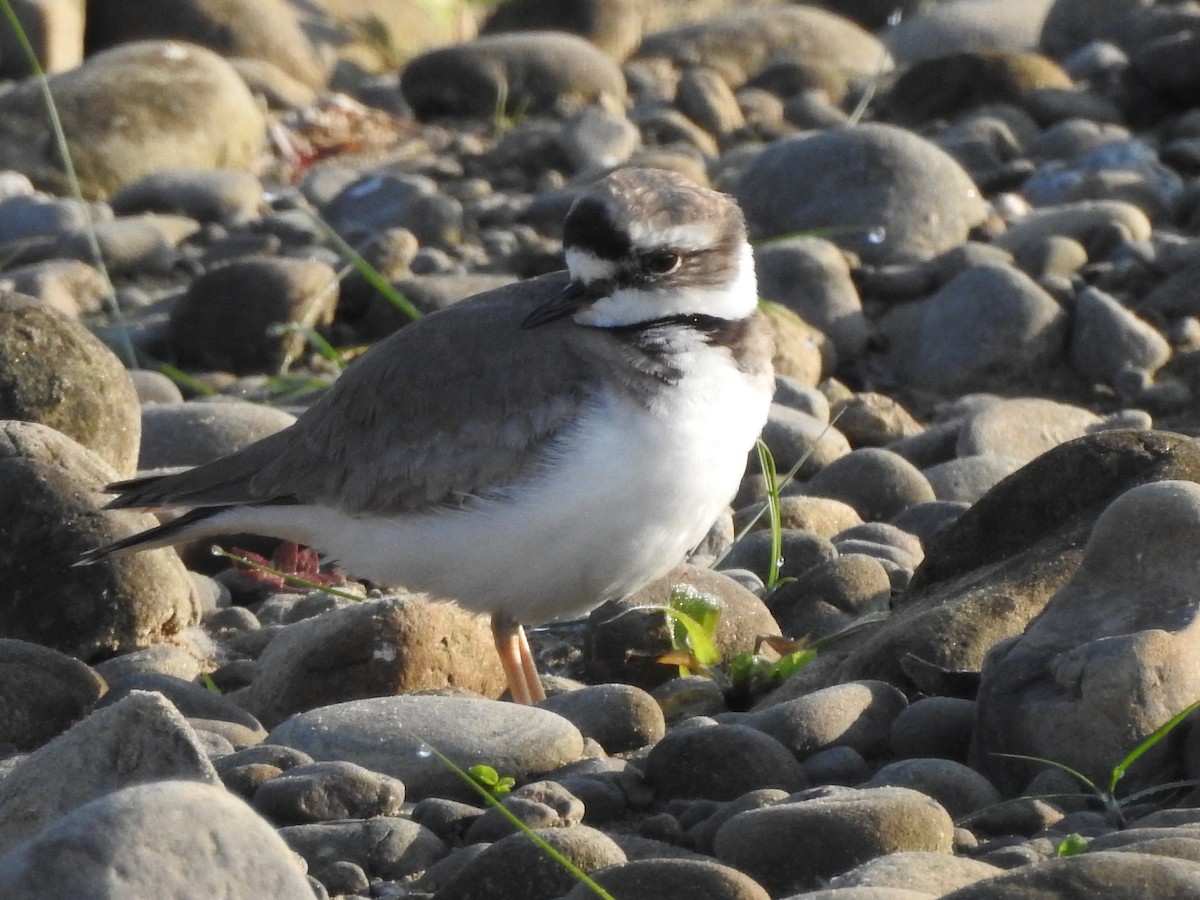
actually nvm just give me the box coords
[0,293,140,476]
[234,595,507,728]
[0,424,198,660]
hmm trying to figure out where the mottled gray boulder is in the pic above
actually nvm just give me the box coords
[833,430,1200,692]
[0,422,198,659]
[0,691,219,855]
[0,41,266,198]
[0,780,313,899]
[0,293,140,476]
[974,480,1200,795]
[401,32,626,119]
[736,124,987,265]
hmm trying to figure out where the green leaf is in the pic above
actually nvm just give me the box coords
[200,673,222,696]
[1109,698,1200,794]
[771,647,818,681]
[1056,833,1088,857]
[658,585,723,674]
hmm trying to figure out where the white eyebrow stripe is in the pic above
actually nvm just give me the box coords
[626,220,717,252]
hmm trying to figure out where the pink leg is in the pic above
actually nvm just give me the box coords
[491,612,546,704]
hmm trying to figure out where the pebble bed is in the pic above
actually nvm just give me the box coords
[6,1,1200,898]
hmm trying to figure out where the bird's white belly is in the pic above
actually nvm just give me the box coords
[217,357,770,624]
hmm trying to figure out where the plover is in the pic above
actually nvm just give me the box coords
[80,167,775,704]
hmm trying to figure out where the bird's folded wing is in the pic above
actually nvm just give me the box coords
[106,272,601,516]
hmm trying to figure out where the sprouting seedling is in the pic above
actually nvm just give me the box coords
[978,698,1200,828]
[1056,833,1087,857]
[421,743,615,900]
[652,584,723,676]
[469,764,515,797]
[212,546,364,603]
[755,438,785,589]
[0,0,132,366]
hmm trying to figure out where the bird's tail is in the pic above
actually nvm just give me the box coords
[75,507,225,566]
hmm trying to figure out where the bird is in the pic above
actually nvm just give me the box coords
[79,167,776,704]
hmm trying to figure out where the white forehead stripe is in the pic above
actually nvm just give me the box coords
[565,248,614,283]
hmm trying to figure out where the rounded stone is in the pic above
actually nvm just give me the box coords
[401,32,626,119]
[0,639,107,751]
[265,694,585,802]
[713,786,955,896]
[561,857,771,900]
[643,723,808,801]
[0,41,267,198]
[800,448,937,522]
[735,123,987,265]
[138,400,296,469]
[0,293,140,476]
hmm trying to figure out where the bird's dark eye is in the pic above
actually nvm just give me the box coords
[644,250,682,275]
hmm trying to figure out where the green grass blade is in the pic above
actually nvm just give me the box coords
[755,438,784,589]
[991,752,1098,792]
[298,202,423,322]
[422,744,615,900]
[271,322,346,372]
[149,360,218,397]
[1110,698,1200,794]
[0,1,132,366]
[212,547,363,602]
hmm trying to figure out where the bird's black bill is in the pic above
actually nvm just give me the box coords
[522,279,588,329]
